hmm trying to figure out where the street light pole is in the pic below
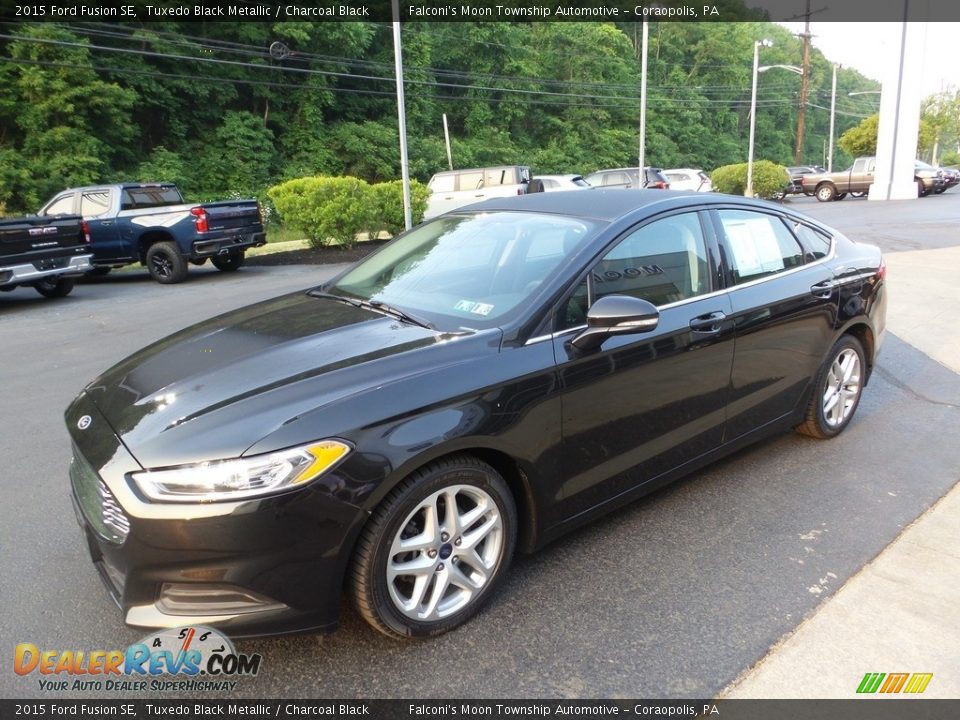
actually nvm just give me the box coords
[391,0,412,231]
[746,39,771,198]
[638,17,649,189]
[828,63,838,172]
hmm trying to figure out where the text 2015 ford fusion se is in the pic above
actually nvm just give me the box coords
[66,191,886,639]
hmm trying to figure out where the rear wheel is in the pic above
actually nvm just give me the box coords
[350,455,516,639]
[33,277,75,298]
[815,184,836,202]
[835,193,847,200]
[211,251,245,272]
[796,335,866,439]
[145,241,188,284]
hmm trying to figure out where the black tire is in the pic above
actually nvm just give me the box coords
[796,335,866,439]
[145,241,188,284]
[33,277,75,298]
[211,251,245,272]
[350,455,517,640]
[815,183,836,202]
[835,193,847,200]
[850,191,866,198]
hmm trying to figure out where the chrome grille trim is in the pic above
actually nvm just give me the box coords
[71,446,130,544]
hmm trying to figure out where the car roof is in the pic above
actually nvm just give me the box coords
[663,168,705,174]
[457,188,766,222]
[534,174,583,181]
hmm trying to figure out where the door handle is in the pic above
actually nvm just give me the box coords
[689,311,726,333]
[810,279,834,298]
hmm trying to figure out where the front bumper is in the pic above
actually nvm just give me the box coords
[66,394,365,638]
[190,232,267,260]
[0,253,92,287]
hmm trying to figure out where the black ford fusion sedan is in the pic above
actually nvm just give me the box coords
[67,190,886,639]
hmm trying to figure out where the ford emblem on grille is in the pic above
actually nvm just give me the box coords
[77,415,92,430]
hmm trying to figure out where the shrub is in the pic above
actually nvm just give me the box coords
[368,179,430,236]
[268,176,372,248]
[710,160,788,200]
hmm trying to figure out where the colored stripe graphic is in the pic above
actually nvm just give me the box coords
[880,673,909,693]
[856,673,885,693]
[903,673,933,693]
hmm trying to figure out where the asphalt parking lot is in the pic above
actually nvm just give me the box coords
[2,193,959,699]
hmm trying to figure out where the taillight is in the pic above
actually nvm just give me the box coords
[81,220,91,244]
[876,257,886,280]
[653,181,669,189]
[190,206,209,233]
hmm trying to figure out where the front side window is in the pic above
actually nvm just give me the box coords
[44,195,75,215]
[330,212,598,329]
[430,174,455,193]
[717,209,806,285]
[561,212,711,328]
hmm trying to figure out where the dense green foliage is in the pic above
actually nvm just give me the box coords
[0,17,906,215]
[267,176,428,247]
[711,160,787,199]
[838,114,879,158]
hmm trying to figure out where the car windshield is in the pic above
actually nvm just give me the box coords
[328,211,598,329]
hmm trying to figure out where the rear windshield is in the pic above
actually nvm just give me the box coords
[121,186,183,210]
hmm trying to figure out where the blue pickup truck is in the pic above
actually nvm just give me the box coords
[38,184,266,283]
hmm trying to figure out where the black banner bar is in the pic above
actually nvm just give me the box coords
[2,0,960,23]
[3,700,960,720]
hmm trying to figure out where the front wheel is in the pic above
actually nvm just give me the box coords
[145,241,188,284]
[211,251,245,272]
[350,456,517,639]
[815,184,836,202]
[34,277,75,298]
[796,335,866,439]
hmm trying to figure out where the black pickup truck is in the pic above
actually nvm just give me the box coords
[38,184,266,284]
[0,215,93,299]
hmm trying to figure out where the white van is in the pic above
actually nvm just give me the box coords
[424,166,531,219]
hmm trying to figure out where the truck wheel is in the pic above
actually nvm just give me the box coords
[145,241,188,284]
[815,184,836,202]
[835,193,847,200]
[211,251,245,272]
[34,277,75,298]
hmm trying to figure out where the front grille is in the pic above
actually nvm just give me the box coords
[70,447,130,544]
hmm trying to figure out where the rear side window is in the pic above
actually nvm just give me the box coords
[80,191,111,217]
[457,171,484,191]
[791,222,833,260]
[717,209,806,285]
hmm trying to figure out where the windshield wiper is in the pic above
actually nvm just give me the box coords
[307,290,434,330]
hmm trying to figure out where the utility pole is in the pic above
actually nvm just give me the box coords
[794,0,812,165]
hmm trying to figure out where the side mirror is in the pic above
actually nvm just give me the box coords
[570,295,660,352]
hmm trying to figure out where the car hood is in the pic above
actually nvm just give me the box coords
[82,292,496,468]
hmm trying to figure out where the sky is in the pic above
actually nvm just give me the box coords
[776,22,960,99]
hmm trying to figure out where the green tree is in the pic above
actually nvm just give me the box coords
[0,25,137,211]
[838,114,879,158]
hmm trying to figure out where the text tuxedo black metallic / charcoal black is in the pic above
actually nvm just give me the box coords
[66,190,886,639]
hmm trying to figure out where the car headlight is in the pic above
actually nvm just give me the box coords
[130,441,351,503]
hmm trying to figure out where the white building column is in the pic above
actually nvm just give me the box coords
[869,19,925,201]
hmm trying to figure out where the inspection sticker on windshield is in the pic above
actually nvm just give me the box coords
[454,300,494,316]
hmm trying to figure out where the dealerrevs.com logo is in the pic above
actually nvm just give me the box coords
[14,626,262,692]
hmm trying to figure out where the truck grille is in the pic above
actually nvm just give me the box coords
[70,447,130,544]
